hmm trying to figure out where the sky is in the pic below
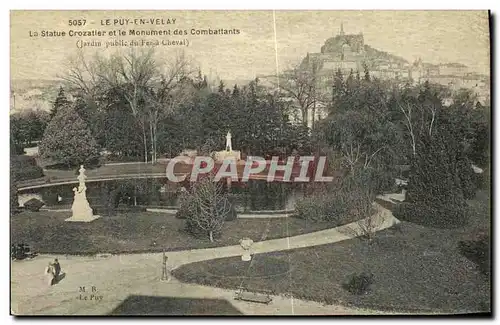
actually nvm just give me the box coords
[10,10,490,83]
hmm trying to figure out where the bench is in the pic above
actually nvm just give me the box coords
[234,290,272,304]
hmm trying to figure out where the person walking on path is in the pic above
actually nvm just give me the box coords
[53,259,61,278]
[45,259,62,286]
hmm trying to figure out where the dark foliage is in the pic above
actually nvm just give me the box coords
[394,201,467,228]
[10,155,44,187]
[40,103,100,168]
[13,166,44,181]
[11,243,33,260]
[343,272,375,295]
[10,168,19,213]
[12,155,39,167]
[406,128,471,225]
[50,86,71,119]
[458,235,490,275]
[295,172,375,225]
[23,198,44,212]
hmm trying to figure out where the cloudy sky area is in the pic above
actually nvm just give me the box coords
[11,10,490,82]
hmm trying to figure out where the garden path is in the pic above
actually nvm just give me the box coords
[11,202,400,315]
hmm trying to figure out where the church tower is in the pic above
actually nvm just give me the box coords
[339,22,345,36]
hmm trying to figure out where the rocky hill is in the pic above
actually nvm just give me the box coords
[363,44,408,65]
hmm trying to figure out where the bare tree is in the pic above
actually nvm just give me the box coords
[330,110,387,176]
[397,101,417,157]
[270,63,321,128]
[189,174,230,242]
[145,51,195,163]
[396,99,440,158]
[60,50,102,101]
[341,186,383,243]
[63,49,196,163]
[96,48,159,163]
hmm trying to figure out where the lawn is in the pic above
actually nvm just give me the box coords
[44,162,167,182]
[172,190,491,313]
[16,162,169,189]
[10,211,336,255]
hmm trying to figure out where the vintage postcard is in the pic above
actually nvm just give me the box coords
[10,10,491,315]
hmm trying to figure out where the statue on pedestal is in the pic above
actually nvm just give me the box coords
[65,165,100,223]
[214,131,241,162]
[226,131,233,152]
[239,237,254,261]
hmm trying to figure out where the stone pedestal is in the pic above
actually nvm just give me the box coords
[240,238,254,261]
[65,165,100,223]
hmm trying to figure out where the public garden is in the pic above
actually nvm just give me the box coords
[10,50,491,315]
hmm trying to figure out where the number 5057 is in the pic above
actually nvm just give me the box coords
[69,19,86,26]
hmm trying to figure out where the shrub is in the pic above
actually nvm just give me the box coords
[176,190,195,219]
[42,192,60,206]
[343,272,374,295]
[458,234,490,275]
[14,166,44,181]
[11,155,38,168]
[10,155,44,181]
[225,197,238,221]
[294,194,328,222]
[178,184,237,222]
[24,198,44,212]
[295,177,374,227]
[11,142,25,155]
[394,201,468,228]
[183,175,232,242]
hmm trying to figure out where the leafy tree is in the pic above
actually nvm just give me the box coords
[74,97,99,138]
[99,104,144,159]
[96,88,144,159]
[10,116,28,154]
[363,63,371,82]
[444,89,490,167]
[218,80,225,93]
[389,81,443,158]
[322,76,399,178]
[10,110,50,152]
[406,128,469,225]
[10,168,19,214]
[39,103,100,167]
[51,86,71,119]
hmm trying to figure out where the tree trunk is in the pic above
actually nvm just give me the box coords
[153,117,158,163]
[311,101,316,130]
[302,109,308,128]
[209,230,214,242]
[149,119,154,164]
[141,121,148,163]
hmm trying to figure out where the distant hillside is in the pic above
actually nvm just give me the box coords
[10,79,63,114]
[363,45,409,64]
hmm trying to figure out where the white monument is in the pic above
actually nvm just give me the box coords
[226,131,233,151]
[214,131,241,162]
[65,165,100,222]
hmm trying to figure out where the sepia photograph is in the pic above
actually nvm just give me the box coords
[9,10,491,316]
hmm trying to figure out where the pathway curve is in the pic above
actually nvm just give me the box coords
[11,203,400,316]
